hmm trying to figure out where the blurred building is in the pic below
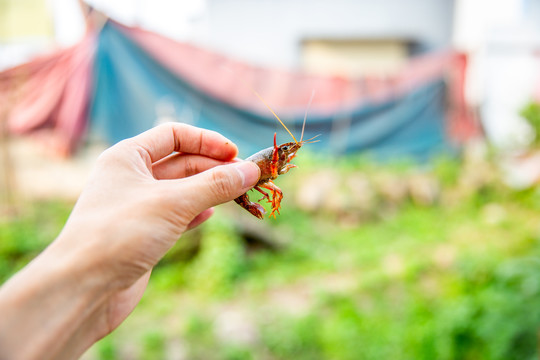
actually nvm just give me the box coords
[82,0,454,77]
[454,0,540,149]
[0,0,55,70]
[201,0,455,77]
[3,0,540,152]
[82,0,540,150]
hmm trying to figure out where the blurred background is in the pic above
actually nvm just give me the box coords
[2,0,540,359]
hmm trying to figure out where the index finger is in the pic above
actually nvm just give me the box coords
[130,123,238,163]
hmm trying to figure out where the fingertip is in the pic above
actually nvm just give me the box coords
[224,140,239,160]
[233,161,260,189]
[204,134,238,161]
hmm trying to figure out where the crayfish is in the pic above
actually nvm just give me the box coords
[234,91,319,219]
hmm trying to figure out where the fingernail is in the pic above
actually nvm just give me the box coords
[234,161,260,188]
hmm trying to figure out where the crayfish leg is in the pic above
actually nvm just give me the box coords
[254,186,272,203]
[260,181,283,218]
[234,193,266,219]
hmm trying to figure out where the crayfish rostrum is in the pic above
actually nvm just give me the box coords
[234,91,319,219]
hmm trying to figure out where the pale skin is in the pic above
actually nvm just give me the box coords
[0,123,261,360]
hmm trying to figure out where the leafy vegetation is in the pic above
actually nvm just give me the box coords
[2,154,540,360]
[521,102,540,145]
[0,200,71,283]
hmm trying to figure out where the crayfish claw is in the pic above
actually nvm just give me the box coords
[234,193,266,219]
[279,164,297,175]
[245,202,266,219]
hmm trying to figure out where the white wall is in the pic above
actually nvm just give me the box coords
[202,0,455,68]
[63,0,454,69]
[454,0,540,149]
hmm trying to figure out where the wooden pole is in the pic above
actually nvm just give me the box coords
[0,0,19,217]
[0,78,17,217]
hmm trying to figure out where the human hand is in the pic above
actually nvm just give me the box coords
[0,123,260,360]
[58,122,261,335]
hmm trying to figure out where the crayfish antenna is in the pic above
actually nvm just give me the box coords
[222,66,299,145]
[251,90,298,145]
[301,89,316,143]
[304,134,321,143]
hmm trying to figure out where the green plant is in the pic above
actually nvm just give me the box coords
[185,216,247,296]
[0,200,72,283]
[521,102,540,145]
[140,329,167,359]
[95,336,117,360]
[5,156,540,360]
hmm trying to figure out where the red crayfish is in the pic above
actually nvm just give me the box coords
[234,91,319,219]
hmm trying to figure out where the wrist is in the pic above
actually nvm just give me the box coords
[51,219,120,290]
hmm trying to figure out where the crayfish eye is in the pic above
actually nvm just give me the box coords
[282,146,289,151]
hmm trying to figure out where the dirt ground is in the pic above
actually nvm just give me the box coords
[1,136,107,204]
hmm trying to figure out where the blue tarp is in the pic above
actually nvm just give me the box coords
[91,22,449,159]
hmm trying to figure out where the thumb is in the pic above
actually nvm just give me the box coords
[176,161,260,217]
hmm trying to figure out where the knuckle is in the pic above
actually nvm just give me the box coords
[96,146,117,164]
[97,143,127,166]
[99,139,129,156]
[160,121,183,133]
[183,158,196,177]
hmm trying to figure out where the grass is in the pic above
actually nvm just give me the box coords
[0,200,72,283]
[2,155,540,359]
